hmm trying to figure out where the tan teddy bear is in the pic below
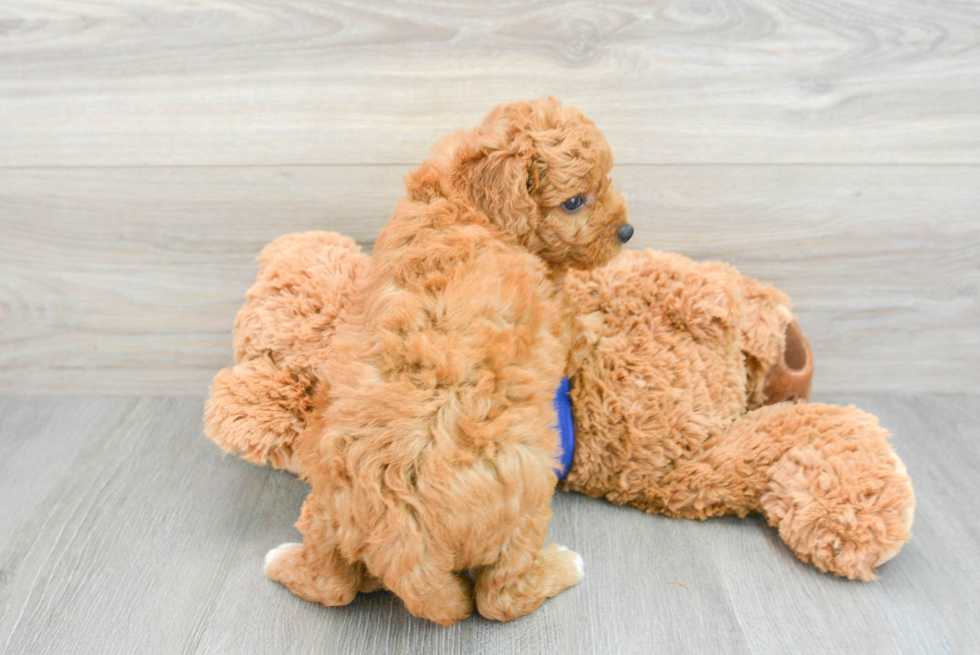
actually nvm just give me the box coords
[206,231,914,582]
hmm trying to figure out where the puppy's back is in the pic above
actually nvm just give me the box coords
[298,214,566,556]
[362,215,568,437]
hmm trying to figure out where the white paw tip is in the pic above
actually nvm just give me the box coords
[572,553,585,579]
[556,545,585,579]
[264,542,302,573]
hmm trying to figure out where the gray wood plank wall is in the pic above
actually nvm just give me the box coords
[1,0,978,395]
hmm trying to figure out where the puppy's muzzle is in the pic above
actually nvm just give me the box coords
[617,224,634,244]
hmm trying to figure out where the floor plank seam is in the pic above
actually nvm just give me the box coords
[185,465,275,655]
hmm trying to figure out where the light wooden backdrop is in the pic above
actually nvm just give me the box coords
[0,0,977,395]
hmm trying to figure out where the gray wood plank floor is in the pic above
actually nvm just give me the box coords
[1,395,977,654]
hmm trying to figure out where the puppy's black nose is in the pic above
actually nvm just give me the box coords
[617,224,634,244]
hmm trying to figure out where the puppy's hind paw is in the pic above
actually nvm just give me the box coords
[265,542,303,578]
[553,544,585,586]
[569,549,586,580]
[264,541,361,607]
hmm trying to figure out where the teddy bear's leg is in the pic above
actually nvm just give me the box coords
[473,507,583,622]
[264,494,374,606]
[730,403,915,580]
[205,358,318,469]
[205,232,370,473]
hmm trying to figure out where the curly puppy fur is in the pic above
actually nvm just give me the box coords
[265,99,629,625]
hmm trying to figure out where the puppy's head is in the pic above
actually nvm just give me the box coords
[451,98,631,270]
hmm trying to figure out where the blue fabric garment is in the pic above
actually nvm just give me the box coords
[553,377,575,480]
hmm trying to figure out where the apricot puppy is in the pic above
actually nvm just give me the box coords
[264,98,631,625]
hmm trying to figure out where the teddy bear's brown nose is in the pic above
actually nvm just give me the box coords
[617,224,634,243]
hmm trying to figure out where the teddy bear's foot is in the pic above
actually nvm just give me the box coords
[205,358,317,469]
[761,440,915,581]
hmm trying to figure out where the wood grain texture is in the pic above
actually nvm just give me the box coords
[1,1,976,651]
[2,0,980,166]
[0,397,274,654]
[0,395,977,654]
[1,165,977,395]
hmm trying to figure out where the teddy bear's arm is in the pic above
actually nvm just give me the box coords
[734,402,915,581]
[649,401,914,580]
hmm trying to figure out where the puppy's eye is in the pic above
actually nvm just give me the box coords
[561,196,585,213]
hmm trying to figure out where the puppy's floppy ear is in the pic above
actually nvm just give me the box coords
[453,104,542,239]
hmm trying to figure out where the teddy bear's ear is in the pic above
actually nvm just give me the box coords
[737,275,800,408]
[452,103,541,239]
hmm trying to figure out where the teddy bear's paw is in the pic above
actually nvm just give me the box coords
[762,444,915,581]
[205,360,314,469]
[870,454,915,567]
